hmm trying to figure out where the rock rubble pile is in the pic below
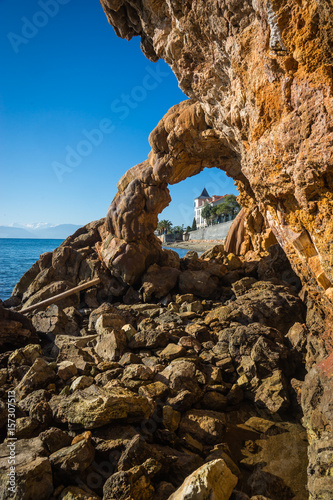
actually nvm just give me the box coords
[1,235,328,499]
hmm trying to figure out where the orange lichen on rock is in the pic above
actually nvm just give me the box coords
[99,0,333,335]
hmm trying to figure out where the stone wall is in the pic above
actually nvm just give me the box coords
[189,221,234,241]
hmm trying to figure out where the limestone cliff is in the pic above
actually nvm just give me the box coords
[99,0,333,345]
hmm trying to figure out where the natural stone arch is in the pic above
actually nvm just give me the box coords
[97,99,245,284]
[99,0,333,332]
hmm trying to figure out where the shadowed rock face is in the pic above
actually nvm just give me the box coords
[99,0,333,340]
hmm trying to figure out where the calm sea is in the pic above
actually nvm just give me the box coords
[0,239,64,301]
[0,240,190,301]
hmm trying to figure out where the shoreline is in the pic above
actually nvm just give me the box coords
[163,239,225,252]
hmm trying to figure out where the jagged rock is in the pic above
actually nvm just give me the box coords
[160,343,186,361]
[117,434,161,472]
[40,427,72,454]
[22,280,79,310]
[156,360,201,399]
[138,381,169,400]
[205,281,304,334]
[95,367,123,385]
[15,417,40,439]
[254,370,290,414]
[0,305,39,352]
[169,459,238,500]
[50,384,152,429]
[59,486,101,500]
[179,270,220,299]
[162,405,181,432]
[122,364,154,382]
[95,313,126,335]
[8,344,42,366]
[94,327,127,362]
[121,324,137,341]
[32,304,80,336]
[119,352,141,366]
[49,438,95,476]
[0,437,53,500]
[179,409,227,446]
[18,389,51,414]
[141,264,180,301]
[70,375,94,392]
[57,344,95,373]
[128,329,169,349]
[301,356,333,499]
[103,460,155,500]
[57,360,78,381]
[30,400,53,427]
[286,323,307,353]
[15,358,56,400]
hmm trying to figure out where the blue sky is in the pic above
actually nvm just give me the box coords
[0,0,238,229]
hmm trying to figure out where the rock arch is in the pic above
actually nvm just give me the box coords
[99,0,333,330]
[97,99,244,283]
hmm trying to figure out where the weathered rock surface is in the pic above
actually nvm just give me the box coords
[169,459,238,500]
[0,437,53,500]
[0,254,315,499]
[97,0,333,349]
[0,305,38,352]
[50,384,152,429]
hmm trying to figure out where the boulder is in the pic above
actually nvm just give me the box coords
[94,330,127,362]
[31,304,79,336]
[50,384,152,429]
[15,358,56,400]
[103,460,155,500]
[254,370,290,414]
[0,305,39,352]
[95,313,126,335]
[179,270,220,299]
[49,438,95,475]
[59,487,101,499]
[0,437,53,500]
[205,281,304,333]
[141,264,180,301]
[168,459,238,500]
[57,360,78,381]
[179,409,227,445]
[8,344,43,367]
[39,427,72,454]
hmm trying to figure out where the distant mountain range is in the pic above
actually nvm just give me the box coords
[0,224,82,239]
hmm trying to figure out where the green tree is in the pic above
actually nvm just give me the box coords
[157,219,173,234]
[215,195,240,219]
[186,226,192,233]
[192,218,197,231]
[173,225,184,234]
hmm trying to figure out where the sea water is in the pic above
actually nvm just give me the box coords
[0,240,190,301]
[0,239,64,301]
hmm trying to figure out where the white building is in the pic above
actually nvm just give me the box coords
[194,188,231,229]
